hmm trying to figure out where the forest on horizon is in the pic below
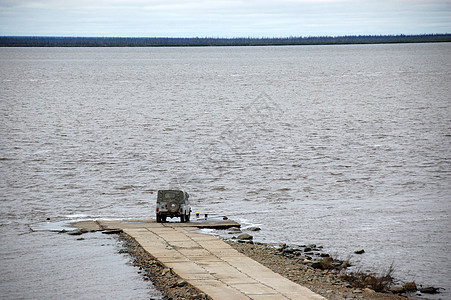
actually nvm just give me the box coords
[1,34,450,47]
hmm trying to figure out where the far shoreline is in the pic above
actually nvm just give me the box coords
[1,34,450,47]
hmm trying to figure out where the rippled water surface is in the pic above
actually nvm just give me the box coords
[1,44,450,298]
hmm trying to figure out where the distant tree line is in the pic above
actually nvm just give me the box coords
[0,34,450,47]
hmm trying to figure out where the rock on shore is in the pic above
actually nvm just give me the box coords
[237,233,253,240]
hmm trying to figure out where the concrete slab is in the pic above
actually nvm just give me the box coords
[233,283,279,295]
[186,280,250,300]
[123,229,165,246]
[249,295,289,300]
[222,256,273,274]
[185,233,220,241]
[163,262,215,280]
[215,272,259,285]
[188,254,223,263]
[195,240,239,251]
[123,227,149,234]
[152,231,192,242]
[140,248,183,260]
[71,220,104,231]
[196,261,257,284]
[177,248,212,258]
[167,240,201,249]
[157,255,191,263]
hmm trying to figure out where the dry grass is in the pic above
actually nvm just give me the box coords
[339,264,395,292]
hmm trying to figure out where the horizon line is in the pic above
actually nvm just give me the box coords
[1,33,450,39]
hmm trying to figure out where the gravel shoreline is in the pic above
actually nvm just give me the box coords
[226,241,407,300]
[118,232,411,300]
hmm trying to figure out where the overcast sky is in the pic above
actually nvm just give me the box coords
[0,0,450,37]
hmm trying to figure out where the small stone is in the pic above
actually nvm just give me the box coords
[389,285,405,294]
[228,227,241,232]
[238,239,254,244]
[278,243,287,250]
[304,247,312,252]
[296,256,308,261]
[403,282,417,291]
[310,261,323,269]
[247,226,261,231]
[353,289,363,293]
[76,237,85,241]
[419,286,438,294]
[102,229,123,234]
[237,233,253,240]
[339,261,350,269]
[67,229,84,235]
[354,248,365,254]
[283,247,295,254]
[176,280,187,287]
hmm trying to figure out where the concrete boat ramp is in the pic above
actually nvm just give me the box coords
[73,219,325,300]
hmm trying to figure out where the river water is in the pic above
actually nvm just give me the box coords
[1,44,450,298]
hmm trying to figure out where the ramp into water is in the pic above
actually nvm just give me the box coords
[74,220,326,299]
